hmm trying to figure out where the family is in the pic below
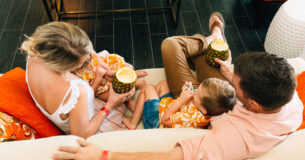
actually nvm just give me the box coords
[23,12,303,160]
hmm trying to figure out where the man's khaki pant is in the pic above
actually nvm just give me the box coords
[161,34,225,97]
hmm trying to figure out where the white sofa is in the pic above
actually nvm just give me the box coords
[1,58,305,160]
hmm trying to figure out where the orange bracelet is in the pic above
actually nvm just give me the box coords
[100,150,109,160]
[100,107,110,115]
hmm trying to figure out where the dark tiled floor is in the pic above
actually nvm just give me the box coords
[0,0,283,73]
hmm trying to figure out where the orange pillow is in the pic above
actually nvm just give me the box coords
[0,68,61,137]
[296,71,305,130]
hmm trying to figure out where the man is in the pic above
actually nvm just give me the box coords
[53,12,303,160]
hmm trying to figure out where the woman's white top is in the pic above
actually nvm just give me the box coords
[25,58,95,134]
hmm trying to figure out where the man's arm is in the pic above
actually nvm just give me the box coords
[110,146,184,160]
[53,139,184,160]
[215,55,233,83]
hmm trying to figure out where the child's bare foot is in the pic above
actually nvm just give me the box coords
[135,79,146,90]
[123,116,137,130]
[136,70,148,78]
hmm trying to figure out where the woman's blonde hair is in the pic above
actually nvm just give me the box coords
[200,78,236,116]
[21,22,94,72]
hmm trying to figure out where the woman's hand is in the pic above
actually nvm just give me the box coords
[106,84,135,109]
[215,50,233,82]
[53,139,103,160]
[178,81,194,104]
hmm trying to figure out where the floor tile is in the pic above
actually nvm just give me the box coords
[151,33,168,68]
[130,0,147,24]
[225,0,247,17]
[97,0,113,10]
[132,24,153,69]
[224,26,246,62]
[234,17,264,52]
[210,0,234,26]
[0,0,12,34]
[131,11,147,24]
[181,11,203,35]
[114,0,130,20]
[181,0,195,12]
[96,13,114,36]
[114,19,133,65]
[0,30,21,73]
[22,0,45,36]
[96,36,114,53]
[12,39,26,70]
[194,0,213,34]
[147,10,167,34]
[0,0,276,72]
[78,0,96,43]
[4,0,30,30]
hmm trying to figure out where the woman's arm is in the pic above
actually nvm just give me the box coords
[161,82,194,127]
[69,84,135,138]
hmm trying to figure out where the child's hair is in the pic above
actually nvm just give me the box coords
[200,78,236,116]
[21,22,94,73]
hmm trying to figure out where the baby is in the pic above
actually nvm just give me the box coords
[74,50,147,107]
[123,78,236,129]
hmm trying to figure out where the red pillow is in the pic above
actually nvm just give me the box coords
[296,71,305,130]
[0,67,61,137]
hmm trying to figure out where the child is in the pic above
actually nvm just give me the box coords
[74,50,147,108]
[123,78,236,129]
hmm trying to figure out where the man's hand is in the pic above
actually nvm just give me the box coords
[53,139,103,160]
[215,50,233,83]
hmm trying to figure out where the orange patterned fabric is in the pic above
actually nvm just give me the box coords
[159,97,211,128]
[74,53,125,94]
[296,71,305,130]
[0,111,37,142]
[0,68,62,137]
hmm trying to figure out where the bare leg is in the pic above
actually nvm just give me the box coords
[123,84,159,130]
[135,79,146,90]
[96,91,110,102]
[161,14,227,97]
[156,80,170,97]
[136,70,148,78]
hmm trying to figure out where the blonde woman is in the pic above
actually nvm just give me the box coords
[23,22,134,138]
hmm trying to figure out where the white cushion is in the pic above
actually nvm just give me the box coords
[0,58,305,160]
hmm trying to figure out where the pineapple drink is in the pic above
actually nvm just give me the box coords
[112,67,137,94]
[206,39,229,67]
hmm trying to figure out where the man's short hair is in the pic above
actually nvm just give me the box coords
[234,52,296,111]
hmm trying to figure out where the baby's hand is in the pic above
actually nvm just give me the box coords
[179,81,194,103]
[93,52,109,70]
[95,66,106,81]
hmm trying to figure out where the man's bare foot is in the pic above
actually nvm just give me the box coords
[209,14,224,41]
[123,116,137,130]
[136,70,148,78]
[125,99,136,112]
[135,79,146,90]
